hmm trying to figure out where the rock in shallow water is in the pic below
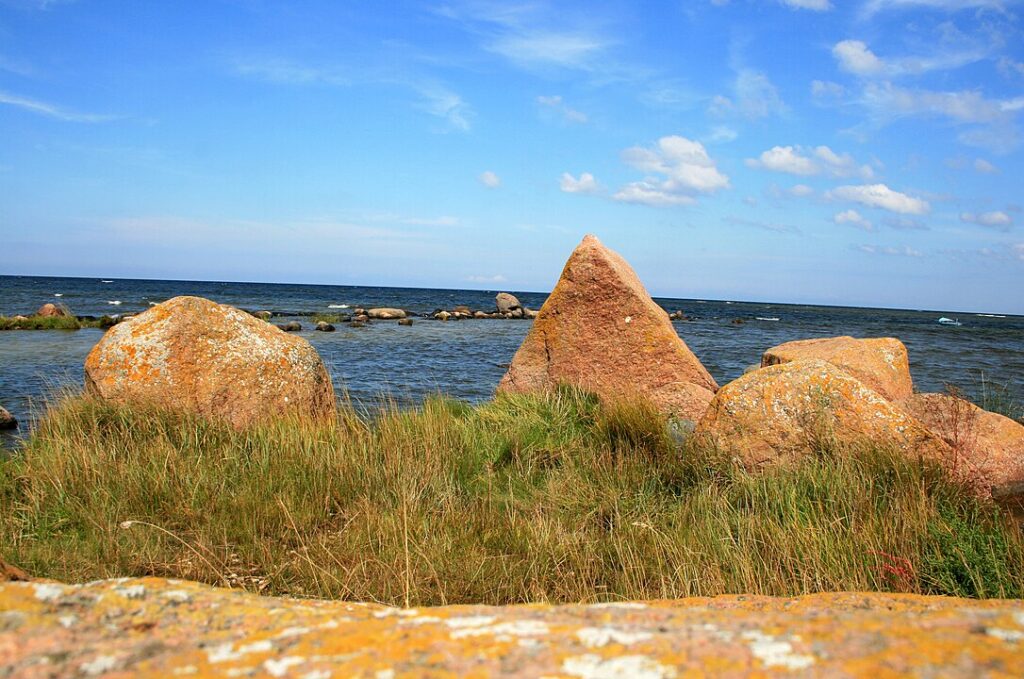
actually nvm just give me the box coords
[83,296,335,429]
[498,234,717,422]
[0,405,16,430]
[1,577,1022,677]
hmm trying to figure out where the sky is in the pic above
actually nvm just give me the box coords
[1,0,1022,314]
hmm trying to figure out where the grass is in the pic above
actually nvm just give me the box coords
[0,315,118,331]
[2,386,1022,605]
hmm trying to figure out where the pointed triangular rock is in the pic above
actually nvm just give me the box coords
[497,235,718,420]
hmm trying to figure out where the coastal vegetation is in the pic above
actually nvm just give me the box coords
[3,387,1022,606]
[0,314,118,331]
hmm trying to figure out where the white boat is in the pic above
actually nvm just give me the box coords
[937,317,962,326]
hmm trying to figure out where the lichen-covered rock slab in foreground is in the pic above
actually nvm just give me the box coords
[697,359,949,468]
[2,578,1023,677]
[761,336,913,402]
[84,296,335,428]
[498,234,718,422]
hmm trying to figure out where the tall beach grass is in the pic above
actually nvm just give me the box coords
[2,386,1022,605]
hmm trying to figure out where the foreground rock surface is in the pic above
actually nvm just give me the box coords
[899,393,1024,498]
[762,336,913,401]
[84,296,335,428]
[2,578,1022,677]
[697,359,949,468]
[498,235,718,421]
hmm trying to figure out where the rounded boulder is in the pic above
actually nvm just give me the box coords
[84,296,335,428]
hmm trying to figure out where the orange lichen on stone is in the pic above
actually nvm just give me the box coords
[899,393,1024,499]
[497,235,717,422]
[83,296,335,428]
[761,336,913,401]
[696,359,949,468]
[1,577,1022,677]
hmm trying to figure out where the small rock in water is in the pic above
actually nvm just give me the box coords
[0,405,17,430]
[253,310,273,321]
[398,318,414,326]
[277,321,302,332]
[315,322,335,332]
[367,308,407,320]
[435,311,451,321]
[350,320,367,328]
[36,303,70,318]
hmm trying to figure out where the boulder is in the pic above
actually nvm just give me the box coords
[276,321,302,332]
[367,308,407,320]
[762,336,913,401]
[314,322,335,332]
[2,578,1023,676]
[524,308,538,319]
[495,292,521,314]
[0,405,16,430]
[350,320,367,328]
[898,393,1024,498]
[497,235,718,421]
[696,359,949,469]
[253,310,273,321]
[83,296,335,428]
[35,303,69,318]
[473,311,488,319]
[510,308,524,319]
[397,318,414,326]
[435,311,451,321]
[453,305,472,314]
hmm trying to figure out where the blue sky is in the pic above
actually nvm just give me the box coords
[1,0,1022,313]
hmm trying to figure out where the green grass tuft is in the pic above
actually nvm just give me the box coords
[0,315,118,331]
[2,389,1022,604]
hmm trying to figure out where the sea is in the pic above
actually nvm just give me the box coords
[2,275,1022,447]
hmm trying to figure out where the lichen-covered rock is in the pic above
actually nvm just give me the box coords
[367,308,407,320]
[84,296,335,428]
[762,335,913,401]
[696,359,949,468]
[898,393,1024,498]
[498,235,717,421]
[2,577,1023,677]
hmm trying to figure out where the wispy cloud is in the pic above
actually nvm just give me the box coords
[0,90,115,122]
[746,145,873,178]
[479,170,501,188]
[725,216,801,234]
[827,183,930,214]
[832,39,986,78]
[960,210,1013,229]
[466,274,507,283]
[855,244,923,257]
[835,209,874,231]
[860,0,1014,18]
[537,95,588,124]
[709,69,787,120]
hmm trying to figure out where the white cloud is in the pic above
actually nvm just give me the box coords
[0,90,114,123]
[479,171,501,188]
[537,95,588,124]
[827,184,931,215]
[415,83,472,131]
[559,172,600,194]
[705,125,738,143]
[834,209,874,231]
[856,244,923,257]
[613,136,729,207]
[781,0,832,9]
[467,274,507,284]
[1013,243,1024,261]
[833,40,885,76]
[489,32,608,70]
[861,0,1011,17]
[960,211,1012,229]
[746,146,818,175]
[747,145,872,178]
[811,80,845,100]
[974,158,998,173]
[861,82,1008,124]
[788,184,815,197]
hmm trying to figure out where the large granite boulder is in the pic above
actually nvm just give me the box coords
[2,577,1023,676]
[898,393,1024,498]
[697,359,949,468]
[497,235,717,421]
[762,336,913,401]
[35,303,69,318]
[0,405,15,430]
[84,296,335,428]
[496,292,522,314]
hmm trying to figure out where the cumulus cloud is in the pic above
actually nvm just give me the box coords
[746,145,873,178]
[827,184,930,215]
[559,172,600,194]
[856,244,923,257]
[479,171,501,188]
[833,40,885,76]
[537,95,588,124]
[613,136,729,207]
[834,209,874,231]
[960,211,1012,229]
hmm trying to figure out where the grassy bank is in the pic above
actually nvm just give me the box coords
[0,315,118,331]
[2,388,1022,605]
